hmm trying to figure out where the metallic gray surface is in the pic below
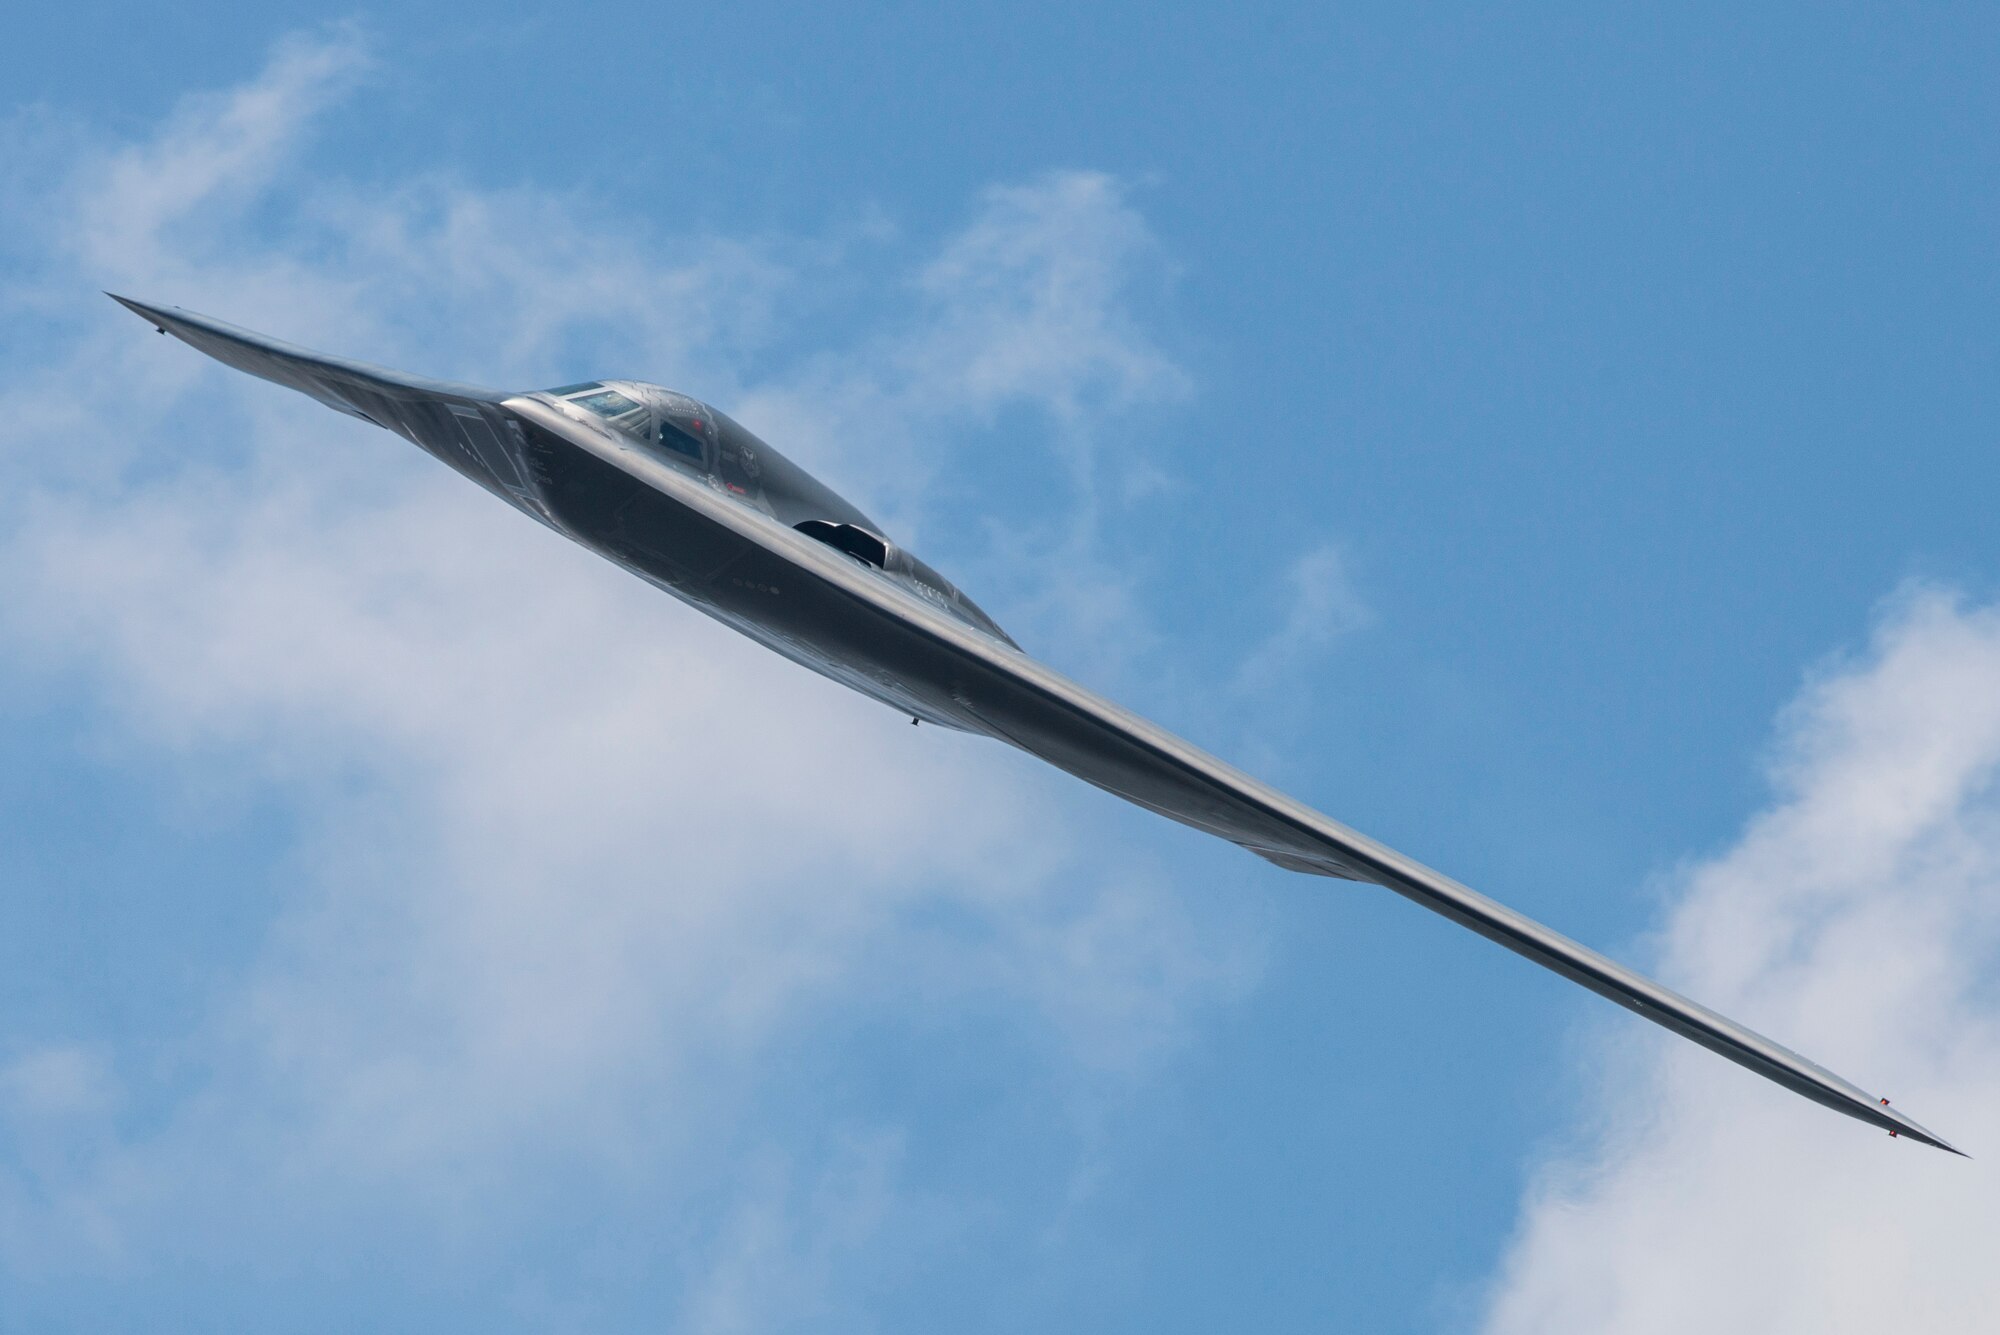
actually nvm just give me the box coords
[111,294,1963,1155]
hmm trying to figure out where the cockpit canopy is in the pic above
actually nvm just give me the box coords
[543,379,712,465]
[538,379,1017,648]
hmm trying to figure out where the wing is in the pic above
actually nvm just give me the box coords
[108,295,540,510]
[113,294,1960,1153]
[507,389,1956,1155]
[802,571,1961,1151]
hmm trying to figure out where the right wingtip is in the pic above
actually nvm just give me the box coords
[1912,1134,1969,1158]
[1876,1101,1966,1157]
[1919,1129,1970,1159]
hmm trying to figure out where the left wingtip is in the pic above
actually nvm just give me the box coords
[106,291,164,318]
[105,292,175,332]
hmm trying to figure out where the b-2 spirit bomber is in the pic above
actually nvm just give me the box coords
[112,294,1961,1155]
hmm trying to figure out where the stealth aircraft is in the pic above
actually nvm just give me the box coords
[111,294,1961,1154]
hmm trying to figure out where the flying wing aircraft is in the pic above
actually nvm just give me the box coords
[110,293,1961,1154]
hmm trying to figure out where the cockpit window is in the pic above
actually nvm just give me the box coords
[547,381,602,396]
[573,389,644,420]
[658,420,705,462]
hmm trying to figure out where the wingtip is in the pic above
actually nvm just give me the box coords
[1910,1134,1969,1158]
[1875,1102,1965,1157]
[105,292,173,327]
[1918,1130,1970,1159]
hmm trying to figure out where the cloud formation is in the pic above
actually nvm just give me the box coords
[1233,541,1371,694]
[0,31,1251,1320]
[1480,588,2000,1334]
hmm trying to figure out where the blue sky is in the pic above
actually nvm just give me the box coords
[1,7,1997,1332]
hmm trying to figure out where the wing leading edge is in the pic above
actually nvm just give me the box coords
[112,294,1962,1154]
[844,584,1966,1154]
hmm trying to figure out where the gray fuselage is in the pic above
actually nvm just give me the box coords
[375,375,1017,729]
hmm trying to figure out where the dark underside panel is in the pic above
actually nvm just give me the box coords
[517,420,974,725]
[708,539,1338,864]
[357,392,516,496]
[518,421,752,591]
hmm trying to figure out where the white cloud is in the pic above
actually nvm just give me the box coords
[0,1047,117,1124]
[677,1136,902,1335]
[1232,541,1371,694]
[69,25,370,284]
[1479,587,2000,1335]
[913,171,1189,424]
[0,31,1249,1311]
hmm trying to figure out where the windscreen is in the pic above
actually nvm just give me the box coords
[547,380,712,468]
[571,389,645,421]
